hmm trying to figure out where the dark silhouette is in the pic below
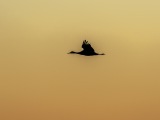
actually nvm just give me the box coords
[68,40,105,56]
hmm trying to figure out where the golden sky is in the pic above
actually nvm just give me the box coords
[0,0,160,120]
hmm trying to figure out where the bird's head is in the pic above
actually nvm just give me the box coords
[68,51,77,54]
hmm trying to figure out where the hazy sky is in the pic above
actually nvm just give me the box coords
[0,0,160,120]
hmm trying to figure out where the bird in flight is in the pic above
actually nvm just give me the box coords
[68,40,105,56]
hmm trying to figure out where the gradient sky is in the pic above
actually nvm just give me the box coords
[0,0,160,120]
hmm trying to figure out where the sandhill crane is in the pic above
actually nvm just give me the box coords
[68,40,105,56]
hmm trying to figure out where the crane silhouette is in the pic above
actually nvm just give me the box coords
[68,40,105,56]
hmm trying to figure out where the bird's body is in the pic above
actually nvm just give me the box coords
[68,40,105,56]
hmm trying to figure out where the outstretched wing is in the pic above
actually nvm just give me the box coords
[81,40,95,52]
[82,40,88,49]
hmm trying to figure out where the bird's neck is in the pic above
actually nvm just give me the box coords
[69,51,79,54]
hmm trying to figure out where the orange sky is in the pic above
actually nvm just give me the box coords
[0,0,160,120]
